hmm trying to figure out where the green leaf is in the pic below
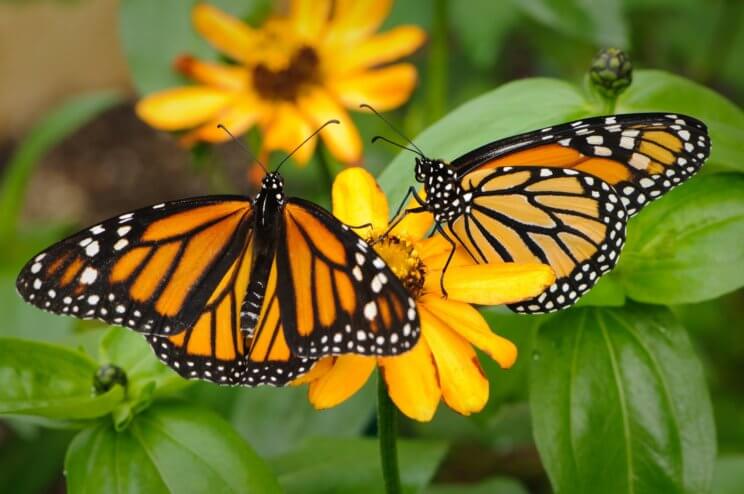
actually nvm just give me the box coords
[230,380,375,457]
[516,0,628,48]
[530,305,716,494]
[427,476,528,494]
[618,70,744,173]
[119,0,270,95]
[378,78,589,204]
[0,428,72,494]
[574,274,626,308]
[449,1,519,69]
[0,273,76,345]
[0,91,122,242]
[272,437,447,494]
[65,402,280,494]
[0,338,122,420]
[100,327,189,399]
[616,174,744,304]
[712,455,744,494]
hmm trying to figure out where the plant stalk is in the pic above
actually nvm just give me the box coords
[377,373,402,494]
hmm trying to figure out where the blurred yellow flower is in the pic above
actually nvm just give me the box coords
[135,1,426,166]
[294,168,555,421]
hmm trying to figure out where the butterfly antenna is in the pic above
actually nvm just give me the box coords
[360,103,425,156]
[371,135,424,157]
[217,124,268,174]
[274,119,340,172]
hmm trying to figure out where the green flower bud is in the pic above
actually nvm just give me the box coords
[93,364,128,394]
[590,48,633,100]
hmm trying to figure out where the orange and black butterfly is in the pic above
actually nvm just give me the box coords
[16,129,420,387]
[383,112,709,314]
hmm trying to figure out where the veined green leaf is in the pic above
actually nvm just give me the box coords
[65,402,280,494]
[377,78,589,205]
[713,455,744,494]
[99,327,189,399]
[530,305,716,494]
[618,70,744,173]
[272,437,447,494]
[517,0,628,48]
[0,338,122,420]
[616,174,744,304]
[230,380,374,457]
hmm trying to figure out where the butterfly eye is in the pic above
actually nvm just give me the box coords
[414,158,426,181]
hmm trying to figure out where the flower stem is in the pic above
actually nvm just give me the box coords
[377,373,402,494]
[604,96,617,114]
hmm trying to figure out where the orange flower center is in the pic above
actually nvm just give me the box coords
[252,45,320,101]
[372,235,426,298]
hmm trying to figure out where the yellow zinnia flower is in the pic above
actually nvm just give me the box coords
[135,1,426,166]
[294,168,556,421]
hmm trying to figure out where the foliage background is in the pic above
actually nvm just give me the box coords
[0,0,742,493]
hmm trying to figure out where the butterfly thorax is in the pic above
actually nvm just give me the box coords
[254,172,286,230]
[415,157,471,223]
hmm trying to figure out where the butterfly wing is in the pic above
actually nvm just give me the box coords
[148,245,315,387]
[447,167,626,313]
[275,198,420,358]
[452,113,709,216]
[17,196,254,335]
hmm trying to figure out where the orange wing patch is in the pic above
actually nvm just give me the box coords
[277,200,420,358]
[450,167,627,314]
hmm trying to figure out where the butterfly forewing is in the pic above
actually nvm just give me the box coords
[445,167,627,313]
[452,113,709,216]
[17,196,253,335]
[276,199,420,358]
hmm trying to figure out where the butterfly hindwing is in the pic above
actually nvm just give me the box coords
[16,196,253,335]
[149,242,315,386]
[452,113,709,216]
[275,199,420,358]
[446,166,627,313]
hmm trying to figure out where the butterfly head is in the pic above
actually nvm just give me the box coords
[414,158,467,222]
[414,157,436,182]
[258,171,285,204]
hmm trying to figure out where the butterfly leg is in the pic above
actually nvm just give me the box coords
[371,188,429,245]
[341,222,375,234]
[434,224,457,299]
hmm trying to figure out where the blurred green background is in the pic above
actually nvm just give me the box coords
[0,0,742,493]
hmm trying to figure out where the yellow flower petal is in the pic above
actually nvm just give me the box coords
[424,263,555,306]
[175,55,248,91]
[379,336,440,421]
[298,88,362,165]
[334,26,427,74]
[420,306,488,415]
[417,235,474,270]
[325,0,392,46]
[290,357,334,386]
[290,0,332,39]
[420,294,517,368]
[332,64,418,112]
[192,4,258,64]
[308,355,375,409]
[332,168,390,235]
[261,104,315,166]
[389,192,433,241]
[135,87,233,131]
[179,95,261,145]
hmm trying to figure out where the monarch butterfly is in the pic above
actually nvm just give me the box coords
[372,110,710,314]
[16,122,420,386]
